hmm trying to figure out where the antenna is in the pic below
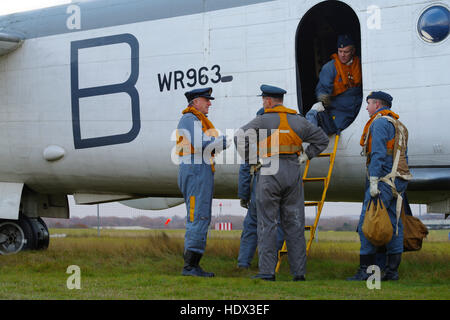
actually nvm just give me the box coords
[97,204,100,237]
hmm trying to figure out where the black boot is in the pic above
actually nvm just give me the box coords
[182,250,215,277]
[251,274,275,281]
[381,253,402,281]
[347,254,376,281]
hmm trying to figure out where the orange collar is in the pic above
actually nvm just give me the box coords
[360,109,399,147]
[264,105,297,114]
[182,106,218,137]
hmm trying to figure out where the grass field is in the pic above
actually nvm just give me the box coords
[0,228,448,300]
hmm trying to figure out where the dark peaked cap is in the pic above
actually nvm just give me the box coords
[258,84,287,99]
[366,91,393,107]
[185,87,215,102]
[337,34,355,48]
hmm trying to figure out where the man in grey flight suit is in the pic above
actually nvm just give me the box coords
[235,85,329,281]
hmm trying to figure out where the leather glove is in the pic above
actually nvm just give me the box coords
[318,94,331,107]
[240,199,249,209]
[369,176,380,197]
[311,101,325,112]
[299,152,309,165]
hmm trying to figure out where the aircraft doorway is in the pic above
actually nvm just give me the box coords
[296,1,361,116]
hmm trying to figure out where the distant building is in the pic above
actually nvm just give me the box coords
[215,222,232,231]
[421,219,450,230]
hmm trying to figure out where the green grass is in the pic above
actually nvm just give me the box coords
[0,229,448,299]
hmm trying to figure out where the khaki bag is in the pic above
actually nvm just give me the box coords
[362,198,393,246]
[401,207,429,251]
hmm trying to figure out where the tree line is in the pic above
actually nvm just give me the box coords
[44,215,360,231]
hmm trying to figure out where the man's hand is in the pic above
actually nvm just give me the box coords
[240,199,249,209]
[299,153,309,165]
[369,176,380,197]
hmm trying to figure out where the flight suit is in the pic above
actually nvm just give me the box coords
[348,105,411,281]
[177,111,226,255]
[306,56,363,131]
[359,108,409,256]
[235,105,328,278]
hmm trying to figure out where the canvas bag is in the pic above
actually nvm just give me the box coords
[401,206,429,251]
[362,197,393,246]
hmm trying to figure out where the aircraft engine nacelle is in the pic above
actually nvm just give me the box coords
[120,197,184,210]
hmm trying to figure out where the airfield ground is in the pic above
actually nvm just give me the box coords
[0,229,448,300]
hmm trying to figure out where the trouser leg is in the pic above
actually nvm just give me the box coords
[280,179,306,278]
[256,174,280,276]
[237,201,258,267]
[238,173,259,267]
[305,109,319,126]
[179,164,213,255]
[276,217,285,252]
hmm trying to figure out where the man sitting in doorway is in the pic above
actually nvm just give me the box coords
[306,34,363,133]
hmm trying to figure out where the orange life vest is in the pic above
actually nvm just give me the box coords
[331,54,362,97]
[258,106,303,158]
[360,109,398,159]
[176,106,218,171]
[176,106,218,156]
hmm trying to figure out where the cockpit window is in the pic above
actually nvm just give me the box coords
[417,5,449,43]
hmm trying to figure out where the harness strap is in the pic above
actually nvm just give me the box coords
[379,176,403,236]
[379,116,408,235]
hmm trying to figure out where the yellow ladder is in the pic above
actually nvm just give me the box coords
[275,134,340,272]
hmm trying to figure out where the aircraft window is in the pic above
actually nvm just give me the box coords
[417,5,449,43]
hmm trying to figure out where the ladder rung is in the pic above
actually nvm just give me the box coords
[303,177,326,182]
[305,225,313,230]
[317,153,333,157]
[305,201,320,206]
